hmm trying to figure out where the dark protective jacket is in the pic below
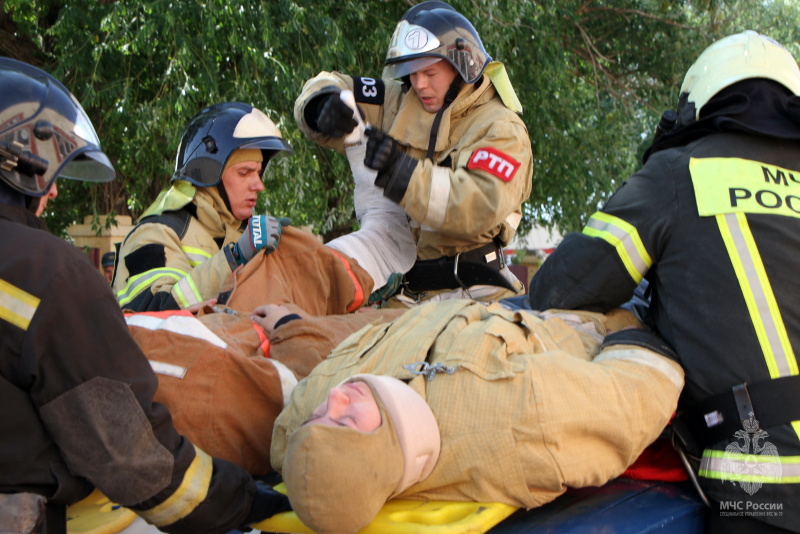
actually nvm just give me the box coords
[0,204,260,533]
[529,131,800,530]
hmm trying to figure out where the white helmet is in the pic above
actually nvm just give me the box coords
[679,30,800,121]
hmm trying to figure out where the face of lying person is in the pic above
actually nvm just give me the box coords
[304,380,382,432]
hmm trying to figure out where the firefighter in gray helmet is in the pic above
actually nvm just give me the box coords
[294,0,533,307]
[0,58,289,533]
[114,102,295,312]
[0,57,115,208]
[530,31,800,534]
[382,1,490,84]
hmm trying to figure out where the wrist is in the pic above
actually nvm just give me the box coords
[227,242,246,267]
[381,152,418,203]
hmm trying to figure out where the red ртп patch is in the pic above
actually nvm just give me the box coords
[467,147,520,182]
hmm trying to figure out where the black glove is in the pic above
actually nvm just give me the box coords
[364,127,419,202]
[240,481,292,528]
[315,92,359,138]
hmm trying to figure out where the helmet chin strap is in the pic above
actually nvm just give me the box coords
[425,76,463,160]
[214,183,235,220]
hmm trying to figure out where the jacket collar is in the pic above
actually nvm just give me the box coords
[0,203,48,231]
[389,75,496,153]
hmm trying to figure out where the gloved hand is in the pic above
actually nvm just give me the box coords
[315,92,359,138]
[364,127,419,201]
[240,481,293,528]
[367,272,404,305]
[233,215,291,265]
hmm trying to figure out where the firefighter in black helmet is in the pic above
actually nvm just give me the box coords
[0,58,289,533]
[294,0,533,307]
[114,102,294,312]
[530,31,800,534]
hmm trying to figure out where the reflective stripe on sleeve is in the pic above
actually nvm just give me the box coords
[181,245,212,268]
[173,274,203,308]
[116,268,186,307]
[582,212,653,284]
[700,450,800,484]
[138,445,213,527]
[425,166,451,228]
[0,278,40,330]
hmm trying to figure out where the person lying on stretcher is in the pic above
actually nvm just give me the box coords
[259,299,684,534]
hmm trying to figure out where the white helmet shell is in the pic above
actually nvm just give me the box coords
[680,30,800,120]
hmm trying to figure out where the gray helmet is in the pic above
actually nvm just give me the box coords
[382,1,491,84]
[0,57,115,197]
[172,102,293,187]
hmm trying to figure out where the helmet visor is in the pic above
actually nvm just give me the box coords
[44,94,115,184]
[383,56,444,80]
[59,149,116,183]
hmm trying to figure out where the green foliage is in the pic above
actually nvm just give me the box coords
[6,0,800,238]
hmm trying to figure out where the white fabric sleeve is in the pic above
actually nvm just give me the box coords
[325,91,417,289]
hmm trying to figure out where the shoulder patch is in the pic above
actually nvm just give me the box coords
[352,76,385,106]
[138,208,193,240]
[467,147,520,182]
[124,243,167,277]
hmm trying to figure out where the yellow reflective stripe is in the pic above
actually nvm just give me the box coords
[700,450,800,483]
[716,213,799,378]
[0,278,40,330]
[181,245,211,268]
[116,268,187,307]
[582,212,652,283]
[173,274,202,308]
[138,445,213,527]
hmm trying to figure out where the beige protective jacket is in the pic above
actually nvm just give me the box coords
[114,184,244,311]
[272,299,684,509]
[294,72,533,260]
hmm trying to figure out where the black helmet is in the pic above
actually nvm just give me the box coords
[172,102,293,187]
[382,1,491,84]
[0,57,115,197]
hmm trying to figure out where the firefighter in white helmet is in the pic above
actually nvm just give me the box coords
[530,31,800,534]
[294,1,533,306]
[114,102,294,311]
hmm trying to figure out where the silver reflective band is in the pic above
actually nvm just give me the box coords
[150,360,188,379]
